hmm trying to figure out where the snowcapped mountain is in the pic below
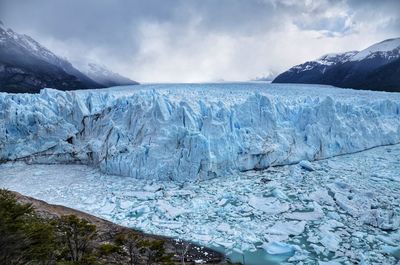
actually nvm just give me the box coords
[0,22,138,93]
[350,38,400,62]
[273,38,400,92]
[80,63,138,87]
[0,22,103,93]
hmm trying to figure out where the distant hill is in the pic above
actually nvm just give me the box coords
[0,22,138,93]
[273,38,400,92]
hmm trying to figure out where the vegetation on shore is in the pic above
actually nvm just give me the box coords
[0,189,226,265]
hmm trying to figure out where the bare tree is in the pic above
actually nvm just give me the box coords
[173,239,191,265]
[57,214,97,262]
[115,231,142,265]
[141,239,173,265]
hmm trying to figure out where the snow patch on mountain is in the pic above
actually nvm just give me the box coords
[285,38,400,74]
[0,22,138,92]
[273,38,400,92]
[350,38,400,61]
[0,23,103,92]
[0,23,79,75]
[1,83,400,181]
[291,51,358,74]
[79,63,139,87]
[316,51,358,65]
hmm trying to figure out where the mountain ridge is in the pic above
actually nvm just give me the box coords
[80,62,139,87]
[273,38,400,92]
[0,23,138,93]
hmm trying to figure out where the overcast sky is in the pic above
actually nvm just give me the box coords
[1,0,399,82]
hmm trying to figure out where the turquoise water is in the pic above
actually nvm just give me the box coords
[219,247,294,265]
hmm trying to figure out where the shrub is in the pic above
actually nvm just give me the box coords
[0,189,57,264]
[56,214,97,263]
[98,243,122,256]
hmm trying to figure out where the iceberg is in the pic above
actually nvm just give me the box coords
[262,242,295,255]
[1,83,400,181]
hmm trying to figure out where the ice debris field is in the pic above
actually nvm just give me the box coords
[1,144,400,264]
[1,83,400,264]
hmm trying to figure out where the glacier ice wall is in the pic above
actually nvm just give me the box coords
[1,85,400,181]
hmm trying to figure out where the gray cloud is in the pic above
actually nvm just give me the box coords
[1,0,399,82]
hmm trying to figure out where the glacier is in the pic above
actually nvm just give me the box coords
[1,83,400,181]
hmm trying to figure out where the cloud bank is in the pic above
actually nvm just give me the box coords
[1,0,399,82]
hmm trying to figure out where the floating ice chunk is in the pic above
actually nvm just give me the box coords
[130,205,150,216]
[319,220,343,252]
[324,219,344,229]
[272,188,289,200]
[285,203,324,221]
[299,160,315,171]
[320,231,341,252]
[194,234,213,244]
[247,195,289,215]
[382,245,400,259]
[119,200,136,209]
[318,261,343,265]
[361,208,400,231]
[100,201,115,214]
[263,242,295,255]
[288,245,309,262]
[157,200,187,219]
[266,234,291,243]
[82,195,97,204]
[153,220,184,230]
[126,191,156,200]
[376,235,397,246]
[309,188,335,205]
[143,184,163,192]
[216,223,231,233]
[311,244,325,255]
[217,198,229,207]
[215,240,235,249]
[166,189,193,197]
[327,211,341,220]
[267,221,306,236]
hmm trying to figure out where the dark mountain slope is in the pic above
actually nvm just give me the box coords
[0,24,102,93]
[0,23,138,93]
[273,38,400,92]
